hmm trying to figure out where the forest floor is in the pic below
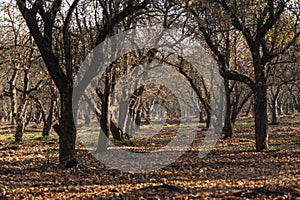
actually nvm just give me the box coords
[0,114,299,199]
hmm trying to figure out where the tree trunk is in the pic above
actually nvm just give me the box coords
[42,123,52,137]
[222,78,233,138]
[223,115,233,138]
[135,109,141,129]
[111,121,129,141]
[144,107,151,124]
[253,56,269,151]
[14,101,28,143]
[277,99,283,115]
[42,99,54,137]
[254,86,269,151]
[205,112,211,129]
[125,109,133,133]
[15,115,25,143]
[97,109,111,152]
[289,103,294,114]
[10,69,18,125]
[53,89,77,167]
[270,99,278,125]
[96,73,111,152]
[116,85,130,131]
[199,111,204,123]
[118,98,129,131]
[245,101,252,117]
[43,92,55,137]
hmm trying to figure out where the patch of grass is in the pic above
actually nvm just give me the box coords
[34,135,58,141]
[45,148,59,163]
[269,142,300,151]
[0,133,14,141]
[265,146,280,152]
[113,139,140,146]
[23,132,58,140]
[128,140,139,146]
[283,144,300,150]
[0,132,58,143]
[34,136,50,141]
[163,123,180,128]
[235,119,254,127]
[232,145,256,152]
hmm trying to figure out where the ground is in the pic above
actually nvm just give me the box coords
[0,114,299,199]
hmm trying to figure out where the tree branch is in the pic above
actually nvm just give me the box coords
[218,0,254,49]
[263,31,300,64]
[95,0,149,45]
[16,0,67,94]
[219,69,255,90]
[256,0,285,41]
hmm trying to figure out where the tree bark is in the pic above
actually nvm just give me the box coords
[222,78,233,138]
[205,112,211,129]
[97,72,111,152]
[253,56,269,151]
[15,115,25,143]
[42,99,54,137]
[9,69,18,125]
[117,98,128,131]
[32,88,55,137]
[270,99,278,125]
[53,88,77,167]
[43,98,55,137]
[14,98,28,143]
[254,83,269,151]
[42,123,52,137]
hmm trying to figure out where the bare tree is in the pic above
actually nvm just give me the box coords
[16,0,149,167]
[187,0,300,150]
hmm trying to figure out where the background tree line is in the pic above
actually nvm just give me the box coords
[0,0,299,168]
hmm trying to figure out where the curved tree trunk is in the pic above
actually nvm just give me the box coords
[97,72,111,152]
[111,121,130,141]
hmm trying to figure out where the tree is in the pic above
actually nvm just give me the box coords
[16,0,149,167]
[268,61,300,124]
[31,80,57,137]
[188,0,300,150]
[186,1,253,138]
[0,2,44,142]
[219,0,300,150]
